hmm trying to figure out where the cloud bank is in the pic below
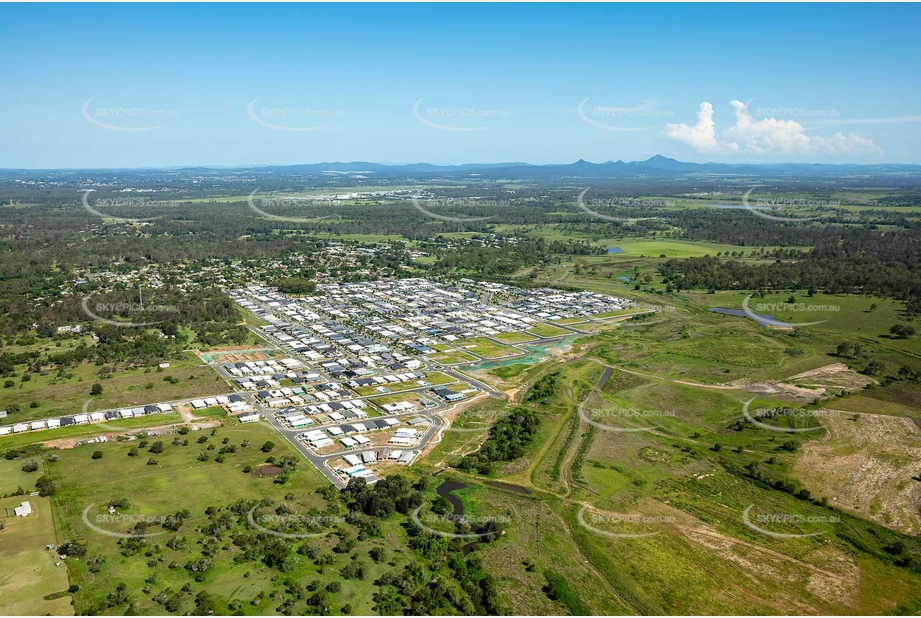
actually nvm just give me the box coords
[666,100,883,156]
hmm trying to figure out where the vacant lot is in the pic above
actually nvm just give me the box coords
[525,324,570,338]
[431,349,479,364]
[457,338,520,359]
[793,411,921,534]
[0,493,73,616]
[491,331,538,344]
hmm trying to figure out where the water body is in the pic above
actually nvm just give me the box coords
[606,247,624,254]
[709,307,792,327]
[485,481,531,495]
[436,480,484,555]
[471,337,578,371]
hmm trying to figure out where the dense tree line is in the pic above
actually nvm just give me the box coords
[457,409,541,475]
[660,228,921,301]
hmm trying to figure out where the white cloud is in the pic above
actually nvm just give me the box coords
[665,100,883,156]
[664,102,728,153]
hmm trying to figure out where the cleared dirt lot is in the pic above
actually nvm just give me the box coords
[793,410,921,534]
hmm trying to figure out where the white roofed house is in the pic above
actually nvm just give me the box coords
[14,501,32,517]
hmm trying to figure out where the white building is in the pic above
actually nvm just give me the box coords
[14,501,32,517]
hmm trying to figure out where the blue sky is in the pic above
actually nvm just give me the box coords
[1,3,919,168]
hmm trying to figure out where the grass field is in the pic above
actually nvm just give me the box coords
[490,331,539,344]
[0,352,229,424]
[455,337,521,359]
[0,456,45,497]
[430,350,479,364]
[0,413,185,451]
[525,324,571,338]
[604,238,751,258]
[422,321,921,615]
[0,493,73,616]
[190,406,227,419]
[46,423,335,615]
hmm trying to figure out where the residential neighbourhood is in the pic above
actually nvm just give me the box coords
[1,276,632,488]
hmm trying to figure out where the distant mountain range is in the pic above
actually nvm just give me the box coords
[5,156,921,178]
[212,155,921,178]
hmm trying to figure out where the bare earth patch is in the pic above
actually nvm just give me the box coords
[729,363,876,400]
[254,464,282,478]
[793,410,921,534]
